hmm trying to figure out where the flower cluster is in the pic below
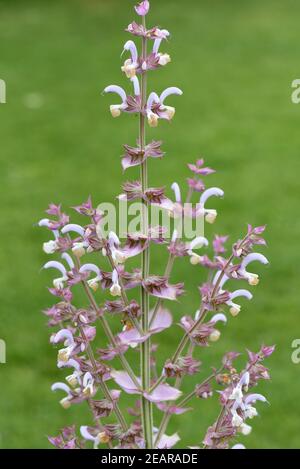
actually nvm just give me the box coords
[40,1,274,449]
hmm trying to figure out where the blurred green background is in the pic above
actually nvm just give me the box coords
[1,0,300,448]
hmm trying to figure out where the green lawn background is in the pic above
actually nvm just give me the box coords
[0,0,300,448]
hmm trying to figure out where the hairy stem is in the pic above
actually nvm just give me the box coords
[139,16,153,449]
[79,325,128,432]
[81,279,141,390]
[149,187,194,328]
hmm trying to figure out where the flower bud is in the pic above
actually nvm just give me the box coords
[230,305,241,317]
[158,53,171,66]
[205,210,217,224]
[209,330,221,342]
[72,242,86,258]
[83,386,93,397]
[229,386,243,401]
[110,283,121,297]
[244,406,258,419]
[239,423,252,435]
[97,432,110,444]
[66,374,79,388]
[110,105,122,118]
[87,278,99,292]
[232,412,243,427]
[190,254,202,265]
[216,373,231,386]
[43,240,58,254]
[247,273,259,286]
[58,347,72,363]
[53,277,65,290]
[121,59,137,78]
[60,397,71,409]
[147,111,159,127]
[164,105,175,120]
[114,250,127,264]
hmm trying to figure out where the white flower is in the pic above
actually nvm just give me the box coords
[82,372,95,397]
[187,236,209,265]
[244,405,258,419]
[229,385,243,402]
[110,269,122,297]
[239,253,269,286]
[80,263,102,291]
[121,40,138,78]
[227,289,253,317]
[43,240,58,254]
[53,329,76,364]
[239,423,252,435]
[43,261,68,290]
[231,411,243,427]
[80,426,108,448]
[198,187,224,224]
[51,382,72,409]
[158,53,171,66]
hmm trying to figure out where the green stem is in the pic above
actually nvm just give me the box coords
[139,16,153,449]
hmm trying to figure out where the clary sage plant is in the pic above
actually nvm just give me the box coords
[38,0,274,450]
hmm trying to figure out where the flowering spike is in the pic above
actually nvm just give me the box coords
[38,0,272,451]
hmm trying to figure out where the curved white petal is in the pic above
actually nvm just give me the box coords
[61,253,75,269]
[153,38,162,55]
[58,358,81,372]
[160,87,183,104]
[51,382,71,395]
[43,261,67,277]
[123,40,138,63]
[131,76,140,96]
[53,329,75,345]
[200,187,224,206]
[80,426,96,442]
[171,229,178,243]
[212,270,229,289]
[230,289,253,301]
[104,85,127,103]
[79,263,102,279]
[112,269,119,284]
[109,231,121,247]
[61,224,85,237]
[171,182,181,203]
[245,393,267,405]
[189,236,209,250]
[241,253,269,269]
[211,313,227,324]
[83,372,93,387]
[239,372,250,387]
[147,92,160,109]
[38,218,50,227]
